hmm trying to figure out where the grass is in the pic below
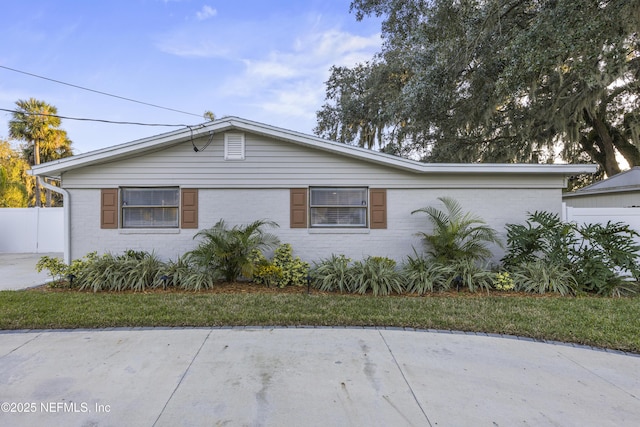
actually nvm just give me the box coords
[1,289,639,353]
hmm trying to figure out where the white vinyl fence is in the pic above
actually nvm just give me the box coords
[562,203,640,244]
[0,207,64,253]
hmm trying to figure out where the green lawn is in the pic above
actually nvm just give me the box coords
[1,290,639,353]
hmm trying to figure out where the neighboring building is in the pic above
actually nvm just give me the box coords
[30,117,596,264]
[563,167,640,208]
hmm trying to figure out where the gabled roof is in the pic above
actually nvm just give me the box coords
[30,116,597,178]
[564,167,640,198]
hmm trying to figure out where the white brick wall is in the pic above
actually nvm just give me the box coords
[69,187,561,264]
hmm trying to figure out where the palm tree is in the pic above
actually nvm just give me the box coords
[187,219,280,282]
[8,98,71,207]
[412,197,503,263]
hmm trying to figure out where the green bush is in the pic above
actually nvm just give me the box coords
[250,244,308,288]
[161,255,192,289]
[447,259,495,293]
[179,268,218,291]
[402,252,452,294]
[412,197,503,263]
[187,219,280,282]
[502,211,577,267]
[494,271,515,291]
[503,211,640,296]
[126,252,164,292]
[310,254,353,293]
[76,251,166,292]
[511,260,577,296]
[350,256,404,296]
[36,255,68,286]
[272,243,309,287]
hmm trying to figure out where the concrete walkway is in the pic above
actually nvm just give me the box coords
[1,327,639,426]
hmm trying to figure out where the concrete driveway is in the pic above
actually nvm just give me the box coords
[0,253,61,290]
[1,327,639,426]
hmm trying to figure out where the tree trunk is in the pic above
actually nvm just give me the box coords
[583,110,621,176]
[612,130,640,168]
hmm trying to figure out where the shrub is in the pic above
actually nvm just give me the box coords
[511,260,577,296]
[350,256,404,296]
[252,263,284,287]
[503,211,640,295]
[77,252,128,292]
[447,259,495,293]
[272,243,310,287]
[179,268,218,291]
[502,211,578,267]
[76,251,166,292]
[412,197,503,263]
[310,254,353,293]
[161,255,192,288]
[402,252,452,294]
[36,255,68,286]
[494,271,515,291]
[187,219,280,282]
[126,252,164,292]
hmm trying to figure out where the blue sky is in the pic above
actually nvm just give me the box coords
[0,0,382,154]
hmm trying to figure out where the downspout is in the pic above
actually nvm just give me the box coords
[37,177,71,265]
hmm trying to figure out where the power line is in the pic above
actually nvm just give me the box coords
[0,107,190,127]
[0,64,203,118]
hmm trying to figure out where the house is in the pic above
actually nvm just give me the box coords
[30,117,596,265]
[563,167,640,208]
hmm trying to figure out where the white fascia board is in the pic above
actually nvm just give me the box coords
[29,115,598,178]
[563,184,640,198]
[30,121,232,177]
[225,118,598,175]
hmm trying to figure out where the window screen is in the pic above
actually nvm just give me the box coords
[310,187,367,227]
[121,188,179,228]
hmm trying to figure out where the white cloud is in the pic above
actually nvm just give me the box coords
[222,29,381,121]
[154,12,381,132]
[196,5,217,21]
[158,39,228,57]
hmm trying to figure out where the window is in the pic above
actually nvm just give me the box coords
[121,188,179,228]
[310,187,367,227]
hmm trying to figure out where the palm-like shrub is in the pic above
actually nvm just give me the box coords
[187,219,280,282]
[412,197,502,263]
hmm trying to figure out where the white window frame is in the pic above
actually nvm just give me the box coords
[120,187,179,229]
[309,187,368,228]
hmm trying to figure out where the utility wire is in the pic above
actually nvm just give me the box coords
[0,107,191,127]
[0,64,203,118]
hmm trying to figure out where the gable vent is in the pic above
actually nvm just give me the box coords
[224,133,245,160]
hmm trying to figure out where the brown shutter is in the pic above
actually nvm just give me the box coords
[181,188,198,229]
[290,188,308,228]
[369,189,387,229]
[101,189,118,229]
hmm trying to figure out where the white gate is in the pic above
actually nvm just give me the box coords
[0,207,64,253]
